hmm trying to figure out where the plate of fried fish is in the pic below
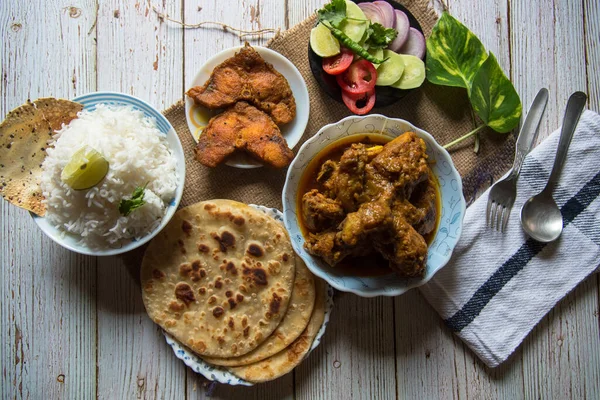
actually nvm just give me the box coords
[185,43,309,169]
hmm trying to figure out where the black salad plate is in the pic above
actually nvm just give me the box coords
[308,0,425,108]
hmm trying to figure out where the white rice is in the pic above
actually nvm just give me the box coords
[40,104,178,249]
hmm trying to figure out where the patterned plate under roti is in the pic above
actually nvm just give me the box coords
[164,205,334,386]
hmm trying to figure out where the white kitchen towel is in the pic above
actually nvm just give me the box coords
[419,109,600,368]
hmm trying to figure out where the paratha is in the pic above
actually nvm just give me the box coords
[228,278,326,383]
[0,98,82,215]
[141,199,296,358]
[202,257,316,366]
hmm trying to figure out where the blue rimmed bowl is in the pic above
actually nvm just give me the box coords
[282,114,466,297]
[31,91,186,256]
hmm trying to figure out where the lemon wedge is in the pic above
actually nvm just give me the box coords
[310,23,340,58]
[61,146,109,190]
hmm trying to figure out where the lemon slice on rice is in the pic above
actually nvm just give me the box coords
[61,146,109,190]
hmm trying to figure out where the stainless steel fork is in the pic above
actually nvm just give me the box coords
[486,88,549,232]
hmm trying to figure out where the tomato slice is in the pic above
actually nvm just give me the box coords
[342,88,376,115]
[336,60,377,94]
[322,47,354,75]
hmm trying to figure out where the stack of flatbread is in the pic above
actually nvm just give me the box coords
[141,199,326,383]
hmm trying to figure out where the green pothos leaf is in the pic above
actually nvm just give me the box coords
[425,12,487,92]
[470,52,522,133]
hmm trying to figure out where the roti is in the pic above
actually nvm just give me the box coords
[228,278,326,383]
[202,257,316,366]
[141,199,296,358]
[0,98,82,215]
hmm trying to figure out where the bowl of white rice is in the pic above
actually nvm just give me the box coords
[33,92,185,256]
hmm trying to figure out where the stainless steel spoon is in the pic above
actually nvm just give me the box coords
[520,91,587,242]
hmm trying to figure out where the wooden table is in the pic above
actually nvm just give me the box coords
[1,0,599,398]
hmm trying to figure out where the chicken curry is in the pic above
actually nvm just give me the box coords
[298,132,440,278]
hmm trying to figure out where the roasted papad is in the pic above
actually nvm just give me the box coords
[0,98,82,215]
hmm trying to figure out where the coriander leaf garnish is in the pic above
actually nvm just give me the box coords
[365,23,398,50]
[119,183,148,216]
[317,0,347,28]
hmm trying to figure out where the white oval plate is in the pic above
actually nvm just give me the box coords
[185,46,309,168]
[164,205,334,386]
[31,91,186,256]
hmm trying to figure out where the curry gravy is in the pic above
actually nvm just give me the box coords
[297,133,441,277]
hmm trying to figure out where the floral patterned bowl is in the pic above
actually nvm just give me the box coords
[282,114,466,297]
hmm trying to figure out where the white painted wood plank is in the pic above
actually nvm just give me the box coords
[286,4,396,399]
[520,277,600,400]
[286,0,328,28]
[94,1,187,399]
[295,293,396,400]
[574,276,600,400]
[585,0,600,111]
[1,0,598,399]
[180,1,293,396]
[395,293,522,400]
[394,290,457,400]
[182,0,284,93]
[511,0,588,144]
[0,1,97,399]
[583,3,600,396]
[510,1,599,399]
[394,2,524,399]
[186,371,294,400]
[448,0,510,70]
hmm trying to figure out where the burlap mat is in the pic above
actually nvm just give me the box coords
[164,0,516,211]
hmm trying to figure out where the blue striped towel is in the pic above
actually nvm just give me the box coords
[419,110,600,368]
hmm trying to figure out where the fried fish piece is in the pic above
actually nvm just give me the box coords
[194,102,294,168]
[186,43,296,125]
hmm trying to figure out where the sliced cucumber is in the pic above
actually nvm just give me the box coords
[368,48,384,69]
[390,54,426,90]
[375,50,405,86]
[339,0,368,42]
[310,23,340,58]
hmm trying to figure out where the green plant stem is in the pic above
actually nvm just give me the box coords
[470,106,480,153]
[443,124,486,149]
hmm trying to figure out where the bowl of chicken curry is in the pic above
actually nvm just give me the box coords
[282,115,466,297]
